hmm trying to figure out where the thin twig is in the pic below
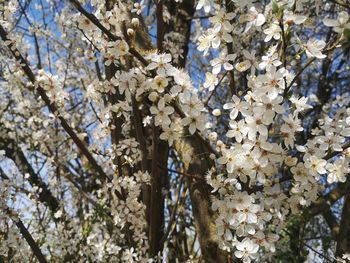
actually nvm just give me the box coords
[2,204,48,263]
[159,165,205,181]
[283,229,335,262]
[160,175,184,245]
[68,0,219,161]
[0,24,124,201]
[204,71,228,107]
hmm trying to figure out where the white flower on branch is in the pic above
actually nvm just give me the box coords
[323,11,350,33]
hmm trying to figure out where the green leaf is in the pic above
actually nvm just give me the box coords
[272,0,279,14]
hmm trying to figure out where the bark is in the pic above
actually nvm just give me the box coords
[70,0,228,260]
[303,182,346,240]
[165,1,229,261]
[105,0,168,257]
[336,184,350,257]
[149,129,168,256]
[305,182,347,217]
[175,136,229,263]
[323,209,339,239]
[15,216,48,263]
[105,1,125,180]
[2,205,48,263]
[164,0,196,68]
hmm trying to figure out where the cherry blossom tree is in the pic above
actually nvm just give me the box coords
[1,0,350,262]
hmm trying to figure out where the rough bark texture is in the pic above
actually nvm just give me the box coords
[165,0,196,68]
[175,136,230,263]
[165,1,229,261]
[336,185,350,257]
[104,0,169,257]
[149,135,168,256]
[94,0,228,261]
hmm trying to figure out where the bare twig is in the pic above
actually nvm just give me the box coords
[283,229,335,262]
[68,0,218,158]
[2,203,48,263]
[0,24,123,201]
[160,175,184,245]
[204,71,228,107]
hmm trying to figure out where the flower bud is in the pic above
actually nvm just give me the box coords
[127,28,135,37]
[164,94,172,103]
[148,92,158,102]
[284,156,297,167]
[344,148,350,158]
[131,18,140,28]
[212,109,221,116]
[209,132,217,141]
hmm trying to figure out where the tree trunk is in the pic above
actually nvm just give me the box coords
[162,0,229,261]
[336,185,350,258]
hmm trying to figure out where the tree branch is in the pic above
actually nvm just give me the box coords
[0,24,124,200]
[3,205,48,263]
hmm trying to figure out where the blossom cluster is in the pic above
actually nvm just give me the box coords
[0,0,350,262]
